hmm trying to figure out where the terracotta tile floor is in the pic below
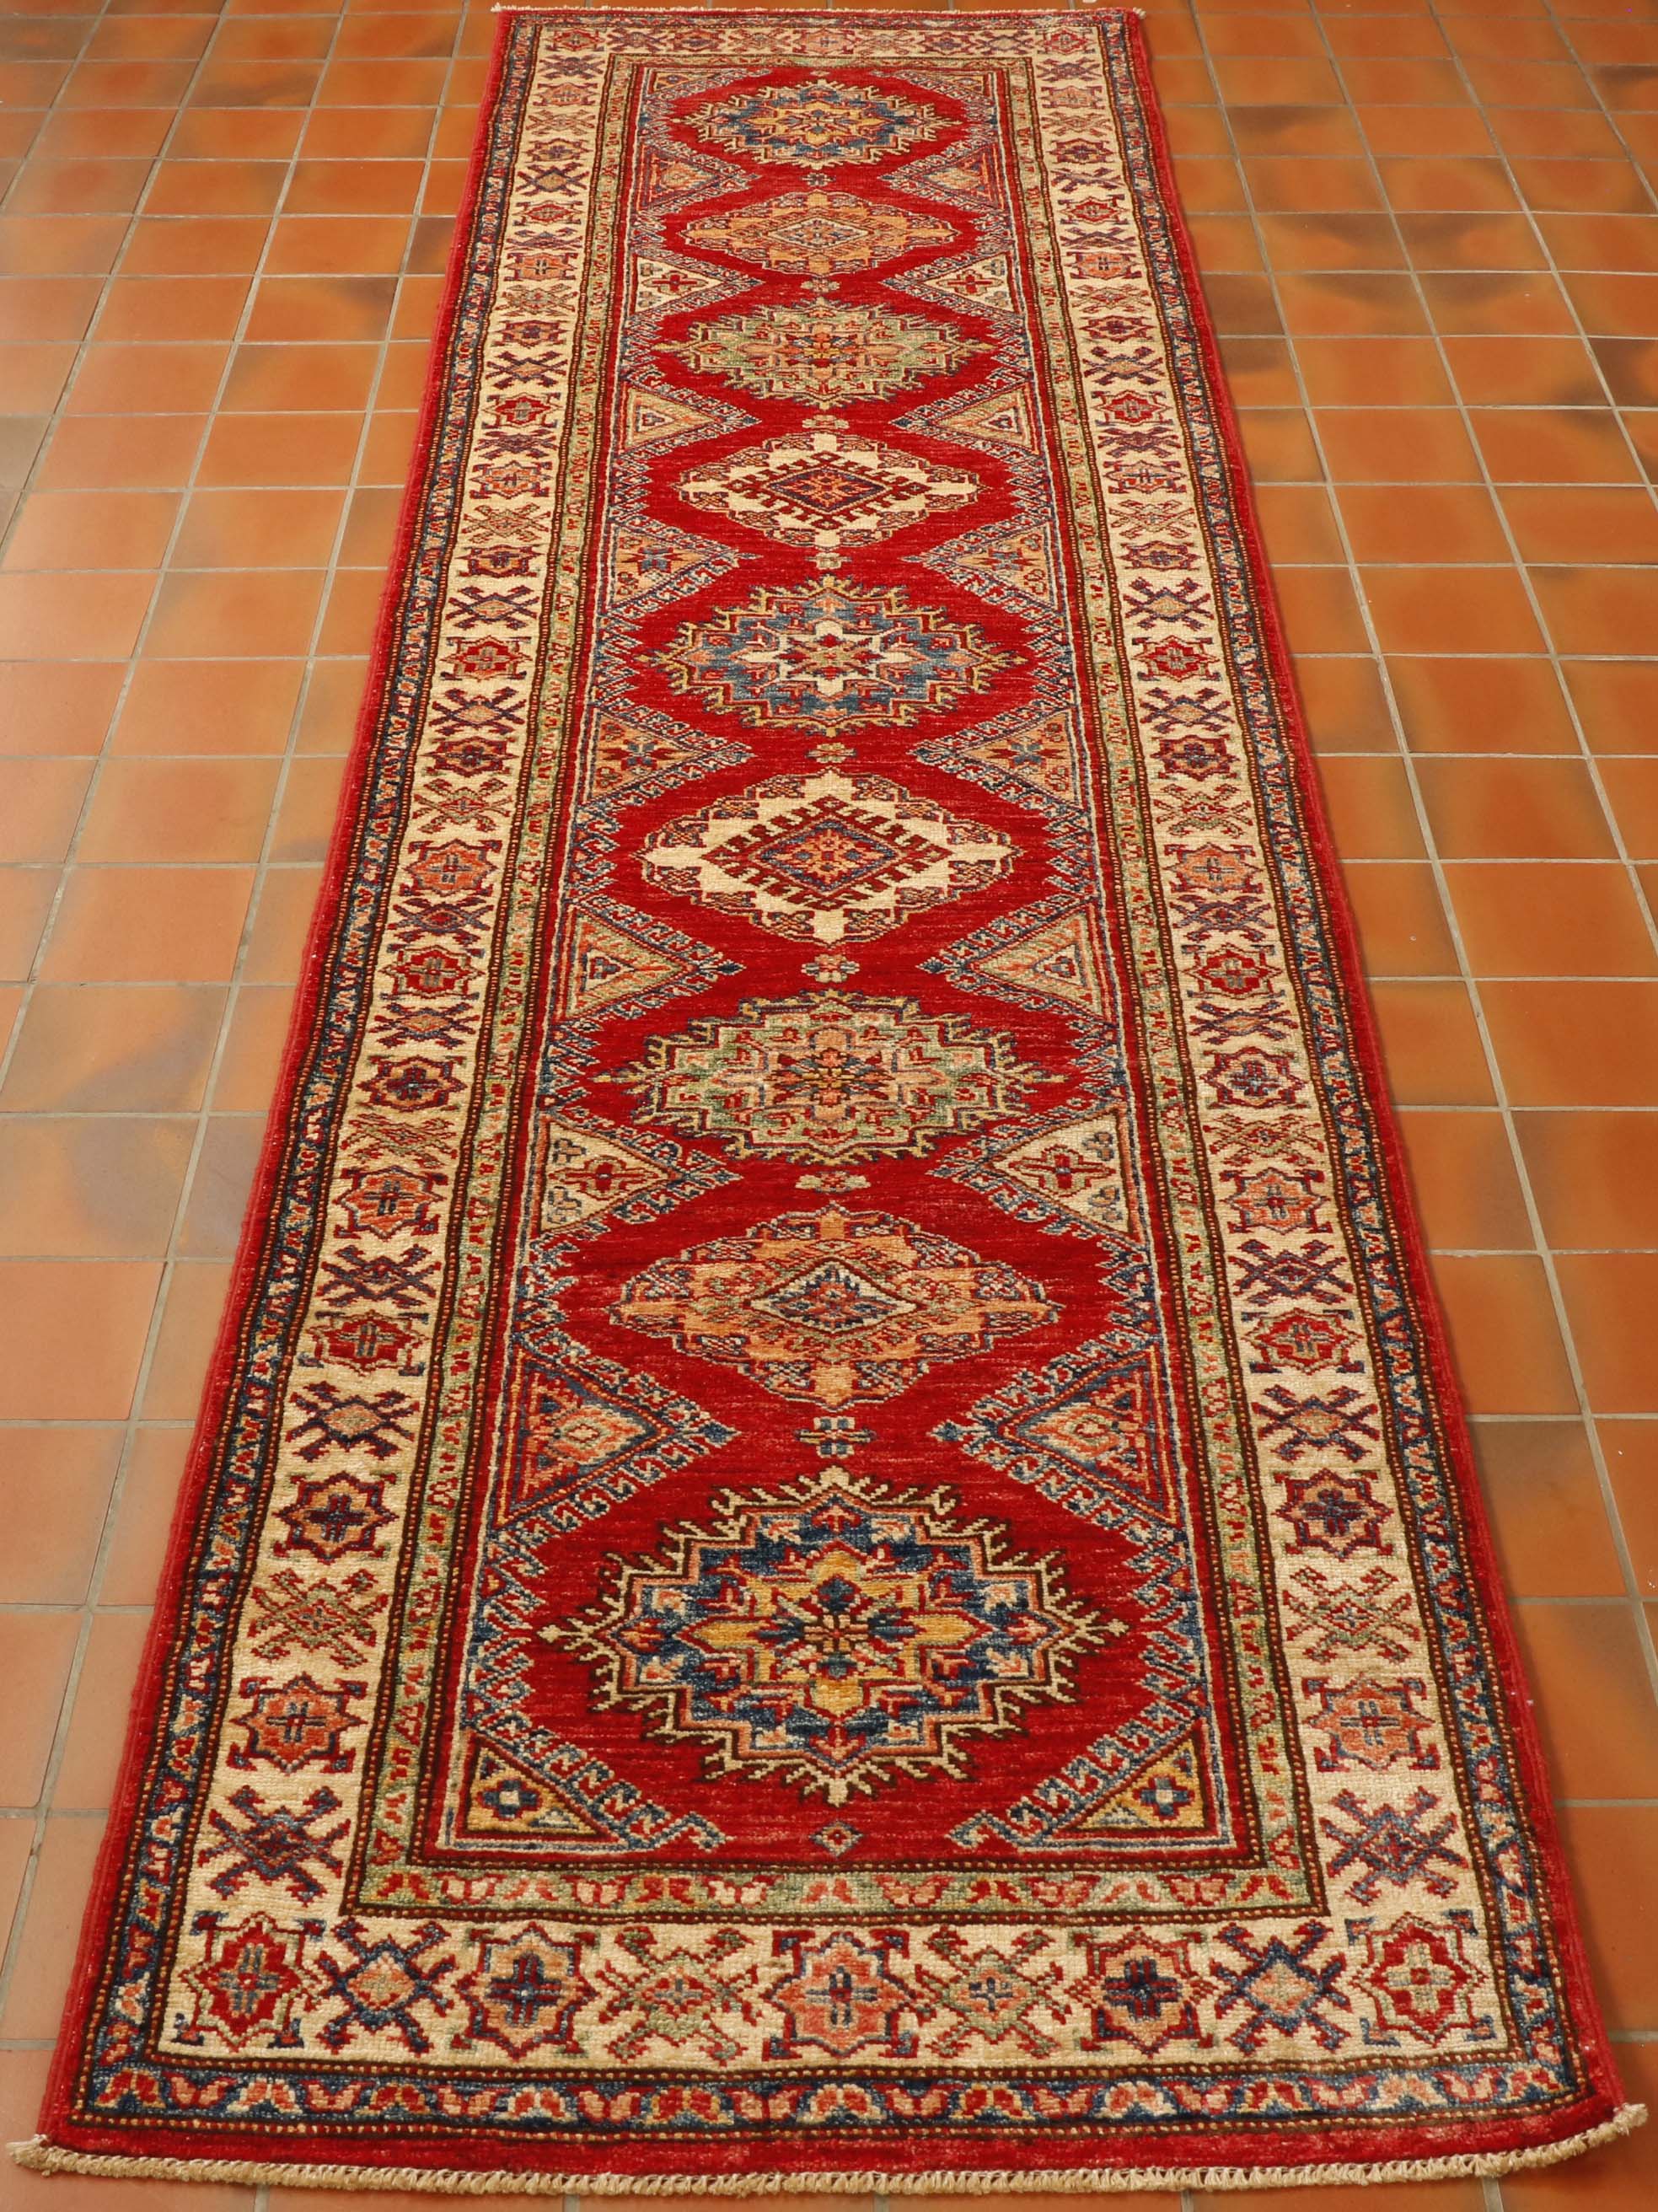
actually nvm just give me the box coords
[1,0,1657,2201]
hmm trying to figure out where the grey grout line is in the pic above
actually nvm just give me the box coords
[0,0,470,2104]
[1177,13,1658,2200]
[0,0,197,2058]
[0,0,382,2059]
[0,1599,149,1613]
[0,169,304,1097]
[1515,1595,1658,1608]
[1406,9,1658,942]
[0,860,323,873]
[1189,0,1658,1812]
[1289,745,1658,762]
[1541,0,1658,225]
[0,17,118,583]
[0,17,106,219]
[1301,2,1658,1702]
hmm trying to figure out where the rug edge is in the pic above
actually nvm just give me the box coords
[10,2104,1650,2196]
[25,8,524,2165]
[26,5,1638,2188]
[1113,0,1637,2142]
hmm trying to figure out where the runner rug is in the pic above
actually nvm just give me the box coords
[19,8,1640,2196]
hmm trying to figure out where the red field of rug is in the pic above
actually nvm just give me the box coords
[16,8,1641,2195]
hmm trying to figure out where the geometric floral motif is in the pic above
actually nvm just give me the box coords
[677,424,979,560]
[616,991,1049,1161]
[1258,1386,1382,1466]
[687,78,943,168]
[1203,1045,1305,1111]
[302,1310,427,1377]
[282,1382,416,1464]
[452,1929,595,2060]
[640,770,1016,946]
[1220,1166,1328,1236]
[315,1921,456,2055]
[1281,1565,1420,1666]
[227,1673,365,1776]
[555,1470,1104,1803]
[765,1929,919,2059]
[244,1568,387,1667]
[1244,1307,1361,1375]
[196,1786,350,1907]
[1072,1930,1214,2056]
[612,1205,1057,1406]
[664,300,982,406]
[175,1914,323,2054]
[682,187,955,275]
[1211,1922,1351,2056]
[1351,1911,1492,2048]
[1321,1790,1468,1906]
[592,1927,762,2064]
[650,583,1017,733]
[1275,1468,1392,1560]
[914,1930,1067,2058]
[274,1470,395,1564]
[1303,1672,1440,1773]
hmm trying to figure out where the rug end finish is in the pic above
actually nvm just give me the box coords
[10,2106,1649,2196]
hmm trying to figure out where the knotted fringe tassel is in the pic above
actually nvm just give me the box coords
[486,3,1151,11]
[11,2103,1647,2195]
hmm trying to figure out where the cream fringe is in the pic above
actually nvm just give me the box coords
[9,2104,1646,2194]
[486,5,1151,12]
